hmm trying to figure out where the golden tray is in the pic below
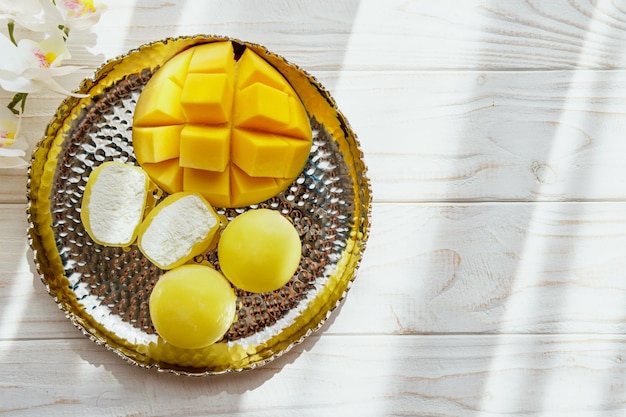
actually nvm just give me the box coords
[26,35,371,375]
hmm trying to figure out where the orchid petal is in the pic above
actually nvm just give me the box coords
[0,33,27,74]
[0,107,28,167]
[55,0,106,31]
[17,35,71,69]
[0,0,64,33]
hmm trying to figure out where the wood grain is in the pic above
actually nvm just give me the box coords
[1,335,625,416]
[74,0,626,71]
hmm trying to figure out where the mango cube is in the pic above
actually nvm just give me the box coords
[284,136,314,178]
[132,125,183,163]
[179,125,230,171]
[141,159,184,195]
[134,78,185,126]
[148,49,193,88]
[183,167,231,208]
[181,73,233,124]
[231,129,290,178]
[233,83,290,133]
[283,96,314,139]
[229,164,279,208]
[188,41,235,75]
[236,48,295,94]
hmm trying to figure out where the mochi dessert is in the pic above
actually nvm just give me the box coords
[149,264,237,349]
[137,192,221,270]
[218,208,302,293]
[80,161,154,247]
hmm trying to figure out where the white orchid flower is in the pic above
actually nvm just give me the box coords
[0,107,28,168]
[0,32,84,96]
[0,0,64,34]
[55,0,105,32]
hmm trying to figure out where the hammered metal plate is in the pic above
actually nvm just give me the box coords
[27,35,371,375]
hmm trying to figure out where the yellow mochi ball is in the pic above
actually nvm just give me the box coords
[149,264,237,349]
[132,41,312,208]
[218,209,302,293]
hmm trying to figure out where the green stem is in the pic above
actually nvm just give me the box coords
[7,21,17,46]
[7,93,28,115]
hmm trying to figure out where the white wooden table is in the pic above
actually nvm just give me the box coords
[3,1,626,415]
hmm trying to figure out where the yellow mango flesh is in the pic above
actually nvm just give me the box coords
[217,209,302,293]
[132,125,183,163]
[149,264,236,349]
[137,192,220,270]
[141,158,183,195]
[179,125,230,171]
[132,41,312,208]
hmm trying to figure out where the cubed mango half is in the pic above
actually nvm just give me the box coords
[133,40,312,208]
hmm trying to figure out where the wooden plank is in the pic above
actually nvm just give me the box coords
[328,69,626,202]
[335,202,626,334]
[5,69,626,203]
[1,334,625,416]
[77,0,626,71]
[6,201,626,340]
[0,169,27,204]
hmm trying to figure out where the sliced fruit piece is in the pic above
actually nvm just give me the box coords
[233,82,290,133]
[179,125,230,171]
[231,128,290,178]
[181,73,233,124]
[132,40,313,208]
[141,158,184,195]
[132,125,183,164]
[134,78,185,126]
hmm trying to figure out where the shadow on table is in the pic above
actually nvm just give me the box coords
[374,0,626,415]
[74,301,343,391]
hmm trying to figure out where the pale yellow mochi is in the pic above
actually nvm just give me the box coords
[137,192,220,270]
[132,41,312,208]
[218,209,302,293]
[132,125,183,163]
[179,125,230,171]
[81,162,154,247]
[149,264,236,349]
